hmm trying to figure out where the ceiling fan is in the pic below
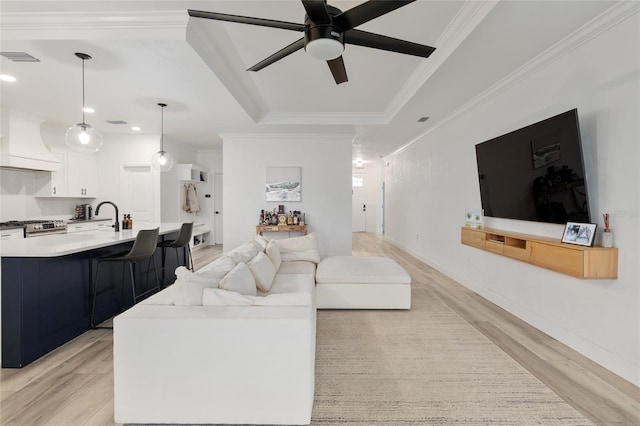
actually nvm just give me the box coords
[188,0,436,85]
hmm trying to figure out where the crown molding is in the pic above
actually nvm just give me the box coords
[0,11,189,40]
[386,1,640,160]
[259,111,388,126]
[220,133,355,142]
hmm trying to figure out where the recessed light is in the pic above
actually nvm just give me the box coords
[83,107,95,113]
[0,75,17,82]
[131,126,141,131]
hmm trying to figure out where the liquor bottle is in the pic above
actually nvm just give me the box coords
[293,214,299,225]
[122,214,128,230]
[127,214,133,230]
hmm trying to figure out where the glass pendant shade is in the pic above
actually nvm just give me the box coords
[66,52,102,154]
[151,150,174,172]
[65,123,103,154]
[151,102,174,172]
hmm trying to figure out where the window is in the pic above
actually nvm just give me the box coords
[352,176,364,187]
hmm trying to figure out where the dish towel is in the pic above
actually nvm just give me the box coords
[183,183,200,213]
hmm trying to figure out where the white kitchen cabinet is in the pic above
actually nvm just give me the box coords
[67,152,98,197]
[66,220,111,233]
[0,228,24,240]
[36,148,98,198]
[35,148,67,197]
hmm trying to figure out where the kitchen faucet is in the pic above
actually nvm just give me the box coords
[95,201,120,232]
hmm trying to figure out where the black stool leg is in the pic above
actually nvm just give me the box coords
[128,260,137,305]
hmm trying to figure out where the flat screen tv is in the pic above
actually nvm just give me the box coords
[475,109,590,224]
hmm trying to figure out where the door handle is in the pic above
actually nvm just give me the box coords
[215,211,220,214]
[362,204,366,212]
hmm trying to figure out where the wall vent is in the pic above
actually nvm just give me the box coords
[0,52,40,62]
[417,116,430,122]
[106,120,128,125]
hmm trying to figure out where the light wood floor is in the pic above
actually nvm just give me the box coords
[1,236,638,425]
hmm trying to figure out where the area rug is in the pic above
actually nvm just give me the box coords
[311,283,592,425]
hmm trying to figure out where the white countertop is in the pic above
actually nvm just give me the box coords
[0,222,186,257]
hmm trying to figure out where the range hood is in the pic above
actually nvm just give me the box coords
[0,109,61,172]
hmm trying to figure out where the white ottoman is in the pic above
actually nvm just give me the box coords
[315,256,411,309]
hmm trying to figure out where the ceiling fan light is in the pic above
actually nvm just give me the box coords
[65,123,103,154]
[306,38,344,60]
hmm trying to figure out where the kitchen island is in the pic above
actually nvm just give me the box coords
[1,223,186,368]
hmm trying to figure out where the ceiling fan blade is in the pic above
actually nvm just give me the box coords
[333,0,415,31]
[345,29,435,58]
[327,56,348,85]
[301,0,331,24]
[188,9,305,32]
[247,38,305,72]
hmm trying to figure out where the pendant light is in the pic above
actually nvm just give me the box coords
[151,103,174,172]
[65,52,102,154]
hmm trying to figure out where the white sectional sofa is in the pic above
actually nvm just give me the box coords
[114,234,319,425]
[113,232,411,425]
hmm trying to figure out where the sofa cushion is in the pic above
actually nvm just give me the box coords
[219,262,258,296]
[265,240,282,271]
[275,232,321,263]
[196,255,236,279]
[202,288,312,307]
[252,234,269,251]
[173,266,220,306]
[277,261,316,275]
[316,256,411,284]
[262,273,315,296]
[247,252,276,292]
[227,241,261,264]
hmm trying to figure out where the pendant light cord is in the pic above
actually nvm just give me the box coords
[81,57,86,125]
[160,105,164,151]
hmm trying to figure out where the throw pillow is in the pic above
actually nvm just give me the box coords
[218,262,257,296]
[252,234,269,251]
[196,255,237,280]
[275,232,321,263]
[247,252,276,292]
[265,240,282,270]
[228,241,261,264]
[173,266,219,306]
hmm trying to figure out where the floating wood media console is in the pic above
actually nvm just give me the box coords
[461,227,618,279]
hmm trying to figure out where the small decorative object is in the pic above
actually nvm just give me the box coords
[561,222,597,247]
[266,167,301,201]
[465,209,483,229]
[602,213,613,248]
[278,214,287,226]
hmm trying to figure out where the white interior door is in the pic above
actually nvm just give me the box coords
[352,175,366,232]
[213,173,223,245]
[120,165,155,223]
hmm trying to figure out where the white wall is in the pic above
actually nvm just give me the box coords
[223,134,352,256]
[96,133,162,224]
[383,13,639,385]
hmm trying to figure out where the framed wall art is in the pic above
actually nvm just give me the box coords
[266,167,301,202]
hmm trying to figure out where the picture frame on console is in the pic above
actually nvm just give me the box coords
[561,222,596,247]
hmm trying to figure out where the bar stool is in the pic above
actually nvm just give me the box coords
[157,222,194,276]
[91,227,160,328]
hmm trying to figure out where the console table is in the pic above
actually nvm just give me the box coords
[256,224,307,236]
